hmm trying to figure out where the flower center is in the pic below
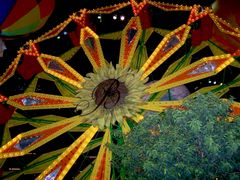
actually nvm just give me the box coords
[94,79,128,109]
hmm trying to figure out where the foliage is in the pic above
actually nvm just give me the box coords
[110,93,240,179]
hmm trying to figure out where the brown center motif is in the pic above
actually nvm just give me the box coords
[94,79,128,109]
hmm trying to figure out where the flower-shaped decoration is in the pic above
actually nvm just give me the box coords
[0,1,239,180]
[76,63,148,129]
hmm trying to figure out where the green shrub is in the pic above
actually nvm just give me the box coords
[111,94,240,179]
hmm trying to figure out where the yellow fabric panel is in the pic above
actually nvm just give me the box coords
[37,72,77,97]
[230,59,240,68]
[131,45,148,70]
[60,46,81,62]
[153,28,171,36]
[143,28,154,43]
[207,41,225,55]
[191,41,209,54]
[162,55,192,78]
[25,76,38,93]
[229,74,240,88]
[99,31,122,40]
[0,126,11,167]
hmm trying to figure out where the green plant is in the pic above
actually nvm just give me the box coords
[111,94,240,179]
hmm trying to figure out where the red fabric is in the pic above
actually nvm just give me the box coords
[38,0,55,18]
[139,5,151,29]
[68,24,81,46]
[191,29,202,46]
[191,16,213,46]
[200,16,213,41]
[17,55,43,80]
[1,0,37,29]
[211,33,238,53]
[69,31,80,46]
[0,104,15,124]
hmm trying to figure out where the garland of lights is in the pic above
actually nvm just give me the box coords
[0,1,239,87]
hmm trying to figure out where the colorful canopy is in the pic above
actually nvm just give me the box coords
[0,0,55,37]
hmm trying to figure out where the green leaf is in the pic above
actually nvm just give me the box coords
[110,93,240,179]
[189,120,202,133]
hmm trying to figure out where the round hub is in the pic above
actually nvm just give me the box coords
[94,79,128,109]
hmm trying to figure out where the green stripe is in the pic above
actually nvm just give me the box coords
[136,30,146,70]
[148,47,193,102]
[1,154,59,179]
[11,117,91,128]
[1,138,102,179]
[211,78,240,93]
[47,74,77,95]
[208,40,227,54]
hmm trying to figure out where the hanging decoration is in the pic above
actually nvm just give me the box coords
[0,0,55,37]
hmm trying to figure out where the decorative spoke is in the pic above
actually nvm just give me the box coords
[121,118,131,135]
[128,113,144,123]
[1,138,102,179]
[7,92,79,110]
[1,138,103,179]
[35,19,72,42]
[0,149,64,179]
[186,85,229,99]
[80,27,106,71]
[148,1,192,11]
[88,2,130,14]
[137,100,183,112]
[161,53,191,78]
[140,24,191,80]
[119,16,142,68]
[37,54,85,88]
[0,54,22,86]
[90,129,112,180]
[36,126,98,180]
[146,54,234,94]
[75,160,95,179]
[0,116,83,158]
[228,74,240,88]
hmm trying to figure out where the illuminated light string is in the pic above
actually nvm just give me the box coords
[1,1,239,87]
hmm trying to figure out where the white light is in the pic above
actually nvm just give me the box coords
[97,15,101,19]
[113,15,117,20]
[57,36,61,39]
[213,81,217,85]
[208,80,212,83]
[220,83,223,85]
[120,15,125,21]
[63,31,67,35]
